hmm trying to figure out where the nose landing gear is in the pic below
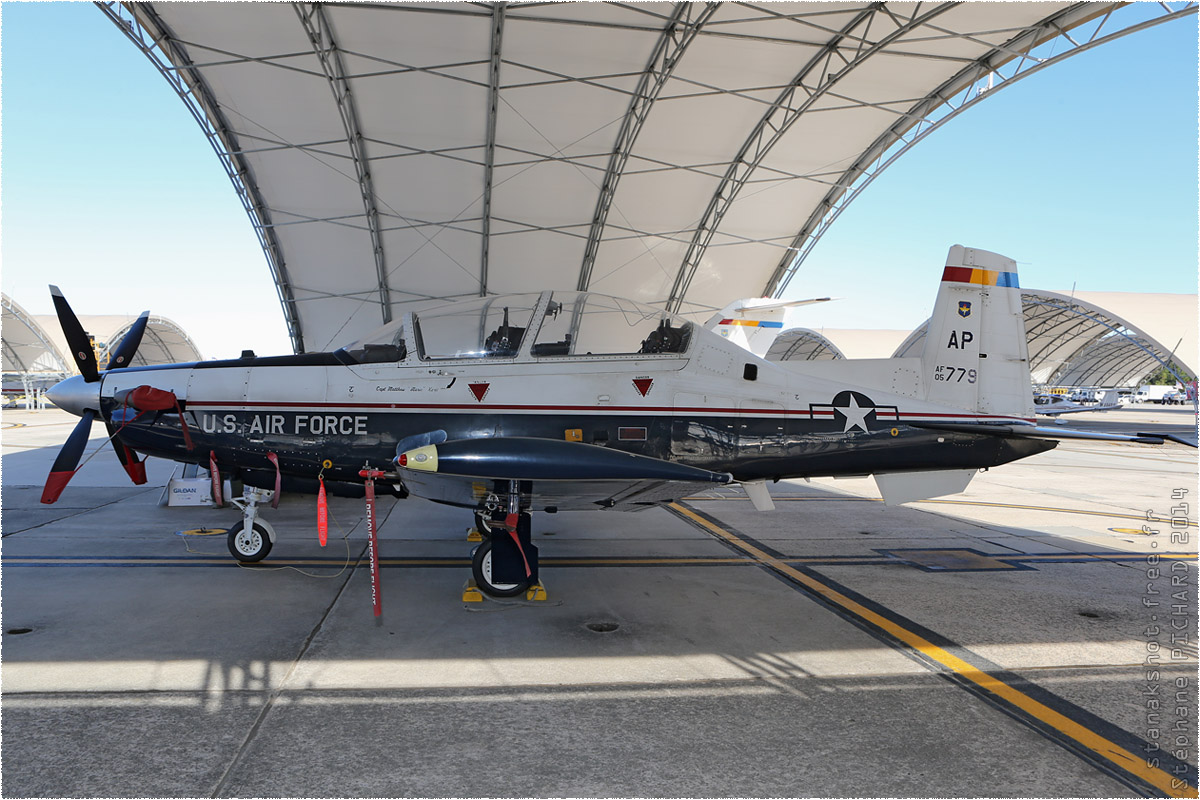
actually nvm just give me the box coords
[226,487,277,563]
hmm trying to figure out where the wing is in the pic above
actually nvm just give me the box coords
[1036,403,1119,416]
[395,436,732,511]
[909,421,1194,446]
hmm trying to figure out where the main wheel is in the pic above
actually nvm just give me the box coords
[473,511,494,538]
[228,521,272,563]
[471,539,529,598]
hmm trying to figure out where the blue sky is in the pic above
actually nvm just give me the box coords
[2,3,1197,357]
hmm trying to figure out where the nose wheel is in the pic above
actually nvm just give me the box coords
[228,521,272,562]
[226,486,277,563]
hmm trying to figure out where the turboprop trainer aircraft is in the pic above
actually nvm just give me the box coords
[41,246,1174,600]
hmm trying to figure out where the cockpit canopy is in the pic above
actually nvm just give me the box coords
[336,292,693,363]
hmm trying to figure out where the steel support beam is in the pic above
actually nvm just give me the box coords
[577,2,720,292]
[98,2,307,353]
[480,3,505,296]
[296,3,393,325]
[765,2,1197,297]
[666,2,960,313]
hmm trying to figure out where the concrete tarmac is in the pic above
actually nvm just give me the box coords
[1,405,1196,797]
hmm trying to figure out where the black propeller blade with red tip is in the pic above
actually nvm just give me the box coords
[41,288,151,504]
[42,410,97,504]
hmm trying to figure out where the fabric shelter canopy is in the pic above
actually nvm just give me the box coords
[101,2,1196,353]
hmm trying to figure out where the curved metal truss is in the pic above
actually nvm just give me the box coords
[110,316,205,366]
[577,1,719,293]
[765,328,845,362]
[295,3,393,323]
[666,1,960,312]
[767,1,1197,297]
[98,1,307,353]
[1,294,70,375]
[97,2,1196,352]
[894,290,1195,389]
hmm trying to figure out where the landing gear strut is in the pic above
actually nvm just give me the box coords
[470,481,539,598]
[227,487,277,563]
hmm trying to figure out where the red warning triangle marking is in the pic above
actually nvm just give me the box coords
[468,382,490,402]
[632,378,653,397]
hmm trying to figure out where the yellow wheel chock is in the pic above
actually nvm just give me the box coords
[466,527,483,542]
[462,581,547,602]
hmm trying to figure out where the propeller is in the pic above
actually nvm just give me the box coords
[49,285,99,382]
[40,287,151,504]
[106,311,149,370]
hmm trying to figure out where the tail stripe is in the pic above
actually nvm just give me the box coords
[718,319,784,328]
[941,265,1019,288]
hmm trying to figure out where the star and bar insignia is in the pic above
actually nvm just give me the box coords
[809,390,899,433]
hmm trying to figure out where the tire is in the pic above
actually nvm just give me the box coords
[228,521,272,563]
[471,539,529,598]
[473,511,494,538]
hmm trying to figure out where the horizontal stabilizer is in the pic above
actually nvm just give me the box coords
[1138,432,1198,448]
[910,421,1168,445]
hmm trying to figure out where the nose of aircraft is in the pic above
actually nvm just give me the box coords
[45,374,101,418]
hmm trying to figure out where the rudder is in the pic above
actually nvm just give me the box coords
[920,245,1033,420]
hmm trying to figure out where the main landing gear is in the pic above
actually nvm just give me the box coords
[226,487,277,563]
[467,482,542,599]
[218,479,544,602]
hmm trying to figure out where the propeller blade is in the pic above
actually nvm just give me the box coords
[49,285,99,382]
[105,420,147,485]
[41,409,96,504]
[106,311,150,370]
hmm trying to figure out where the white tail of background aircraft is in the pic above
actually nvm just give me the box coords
[705,296,833,358]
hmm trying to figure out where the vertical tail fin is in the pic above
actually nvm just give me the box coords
[921,245,1033,420]
[705,297,832,358]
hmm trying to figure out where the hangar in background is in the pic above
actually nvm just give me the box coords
[2,294,71,396]
[99,2,1196,354]
[768,290,1198,389]
[1,292,204,400]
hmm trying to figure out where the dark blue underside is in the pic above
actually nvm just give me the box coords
[110,404,1055,499]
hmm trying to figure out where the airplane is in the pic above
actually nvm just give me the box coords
[1034,389,1121,423]
[39,245,1182,607]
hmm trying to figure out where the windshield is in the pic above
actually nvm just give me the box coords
[414,294,541,360]
[532,292,692,357]
[336,319,407,364]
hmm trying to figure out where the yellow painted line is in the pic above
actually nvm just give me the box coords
[916,498,1199,528]
[684,495,1199,528]
[1018,553,1198,562]
[668,502,1196,798]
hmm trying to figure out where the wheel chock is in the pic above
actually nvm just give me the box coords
[462,581,484,602]
[466,527,483,542]
[525,583,547,602]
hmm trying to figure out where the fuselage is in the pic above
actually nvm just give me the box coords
[76,290,1051,507]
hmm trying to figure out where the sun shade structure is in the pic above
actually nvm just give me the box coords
[892,290,1198,388]
[766,328,913,361]
[2,294,71,379]
[25,312,205,372]
[100,2,1196,354]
